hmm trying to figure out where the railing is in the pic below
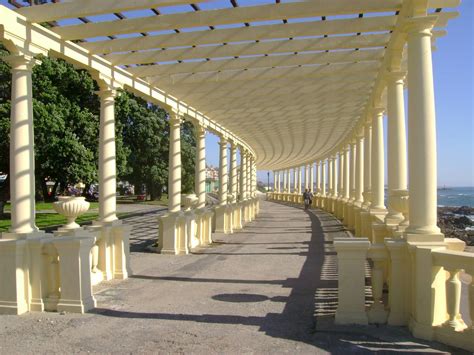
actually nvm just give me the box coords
[431,249,474,352]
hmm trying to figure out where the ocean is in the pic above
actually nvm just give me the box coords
[438,186,474,207]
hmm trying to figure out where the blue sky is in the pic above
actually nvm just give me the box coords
[1,0,472,187]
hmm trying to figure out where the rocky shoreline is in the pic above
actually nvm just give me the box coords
[438,206,474,246]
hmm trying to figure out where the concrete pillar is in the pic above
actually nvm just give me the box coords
[297,166,302,194]
[321,160,326,196]
[195,125,206,209]
[283,170,287,192]
[370,108,386,211]
[344,147,350,200]
[363,122,372,207]
[386,71,408,225]
[273,171,277,191]
[310,163,314,192]
[218,137,228,206]
[350,142,357,201]
[4,55,37,235]
[405,16,441,238]
[328,158,334,197]
[97,89,119,222]
[229,142,238,201]
[305,165,309,190]
[337,152,343,199]
[168,112,182,213]
[355,136,364,204]
[316,161,321,193]
[239,149,246,201]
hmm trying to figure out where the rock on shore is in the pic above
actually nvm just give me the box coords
[438,206,474,246]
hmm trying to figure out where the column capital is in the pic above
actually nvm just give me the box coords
[218,137,229,146]
[371,107,385,117]
[4,54,38,71]
[95,89,117,100]
[385,70,407,85]
[169,110,184,123]
[403,15,438,37]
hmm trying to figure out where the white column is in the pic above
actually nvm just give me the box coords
[321,160,327,196]
[363,122,373,207]
[240,150,246,201]
[297,166,302,194]
[305,165,309,190]
[218,137,228,206]
[293,168,297,193]
[283,170,287,192]
[276,171,281,193]
[343,146,350,199]
[195,125,206,209]
[310,163,314,192]
[168,113,182,213]
[5,55,37,234]
[316,161,321,193]
[273,171,277,191]
[355,135,364,204]
[405,17,441,236]
[335,151,344,197]
[229,142,237,201]
[350,142,357,201]
[97,89,118,222]
[328,158,334,197]
[370,108,386,211]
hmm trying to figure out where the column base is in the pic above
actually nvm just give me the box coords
[214,204,232,234]
[367,304,388,324]
[157,212,188,255]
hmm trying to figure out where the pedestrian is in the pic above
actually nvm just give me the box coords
[303,189,313,210]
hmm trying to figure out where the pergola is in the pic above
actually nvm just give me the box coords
[0,0,472,352]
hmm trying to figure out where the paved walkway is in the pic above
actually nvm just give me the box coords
[0,201,467,354]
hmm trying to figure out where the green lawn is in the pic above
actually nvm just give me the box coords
[0,212,99,232]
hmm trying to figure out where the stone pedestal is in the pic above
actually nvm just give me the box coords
[215,204,232,234]
[232,203,243,230]
[158,212,187,255]
[53,236,96,314]
[334,238,370,325]
[196,208,214,245]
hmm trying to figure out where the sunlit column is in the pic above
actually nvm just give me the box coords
[386,71,408,224]
[337,152,342,198]
[343,146,350,200]
[328,157,334,197]
[97,88,119,222]
[310,163,314,192]
[321,160,327,196]
[195,125,206,209]
[405,17,441,236]
[350,141,357,201]
[239,149,246,201]
[168,112,182,213]
[218,137,228,205]
[355,135,364,204]
[5,55,37,234]
[283,170,287,192]
[297,166,302,194]
[316,161,321,193]
[305,165,309,190]
[363,122,373,208]
[370,108,386,211]
[229,141,238,201]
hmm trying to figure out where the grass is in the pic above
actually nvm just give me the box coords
[0,212,99,232]
[4,201,99,211]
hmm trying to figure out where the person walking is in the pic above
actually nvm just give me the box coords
[303,189,313,210]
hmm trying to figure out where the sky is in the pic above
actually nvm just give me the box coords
[1,0,472,187]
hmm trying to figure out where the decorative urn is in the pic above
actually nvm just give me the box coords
[181,194,198,211]
[53,196,90,229]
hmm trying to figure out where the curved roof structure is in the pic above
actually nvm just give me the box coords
[1,0,460,169]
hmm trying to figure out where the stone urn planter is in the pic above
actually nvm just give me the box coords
[53,196,90,229]
[181,194,198,211]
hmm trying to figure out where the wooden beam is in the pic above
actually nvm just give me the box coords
[128,48,384,77]
[150,61,381,86]
[52,0,402,40]
[82,15,396,55]
[17,0,210,23]
[104,33,390,65]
